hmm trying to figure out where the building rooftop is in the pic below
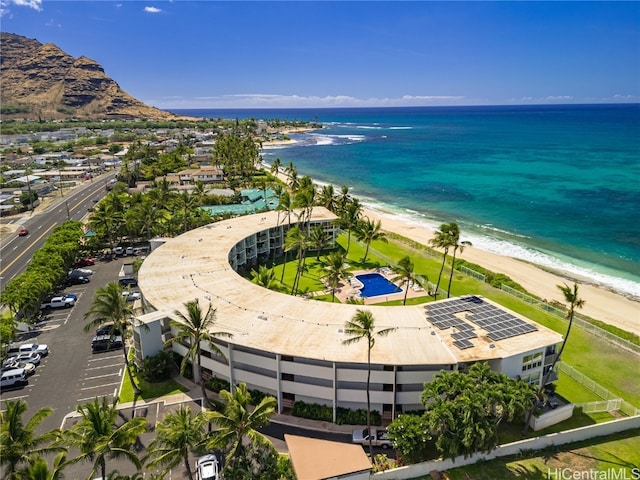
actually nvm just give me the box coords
[138,209,562,366]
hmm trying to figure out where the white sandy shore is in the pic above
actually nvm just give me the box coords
[266,165,639,337]
[360,207,640,337]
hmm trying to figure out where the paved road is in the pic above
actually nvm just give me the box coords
[0,171,117,295]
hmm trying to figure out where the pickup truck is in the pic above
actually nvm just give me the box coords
[351,428,393,449]
[41,296,75,309]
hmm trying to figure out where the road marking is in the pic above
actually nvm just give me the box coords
[77,393,114,403]
[88,354,121,362]
[85,363,123,371]
[0,223,57,275]
[79,382,121,391]
[0,394,29,403]
[84,372,122,381]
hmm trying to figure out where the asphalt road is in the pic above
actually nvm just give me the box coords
[0,171,117,296]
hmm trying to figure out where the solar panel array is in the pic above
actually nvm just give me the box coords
[424,296,538,350]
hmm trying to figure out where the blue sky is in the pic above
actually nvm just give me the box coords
[1,1,638,109]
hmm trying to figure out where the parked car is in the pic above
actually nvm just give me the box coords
[118,277,138,287]
[96,323,122,336]
[19,343,49,357]
[18,227,29,236]
[125,246,135,256]
[0,368,27,389]
[114,246,124,256]
[351,428,393,449]
[74,257,95,267]
[69,268,93,277]
[66,275,90,285]
[12,352,41,366]
[91,335,123,352]
[196,454,221,480]
[41,296,75,309]
[122,291,141,302]
[3,360,36,376]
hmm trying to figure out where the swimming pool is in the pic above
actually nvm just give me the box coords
[356,273,402,298]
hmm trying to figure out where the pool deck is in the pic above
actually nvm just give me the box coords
[317,268,432,305]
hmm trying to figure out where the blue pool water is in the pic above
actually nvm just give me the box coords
[356,273,402,298]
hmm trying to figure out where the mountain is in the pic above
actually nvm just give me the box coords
[0,32,179,121]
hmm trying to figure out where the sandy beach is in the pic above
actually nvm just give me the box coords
[360,207,640,337]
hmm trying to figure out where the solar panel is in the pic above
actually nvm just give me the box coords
[453,339,474,350]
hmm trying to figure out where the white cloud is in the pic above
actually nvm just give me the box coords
[0,0,42,17]
[147,93,473,109]
[144,6,162,13]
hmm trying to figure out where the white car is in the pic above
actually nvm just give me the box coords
[196,454,221,480]
[5,361,36,376]
[11,352,41,366]
[19,343,49,357]
[122,291,141,302]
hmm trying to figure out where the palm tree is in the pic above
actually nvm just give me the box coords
[309,223,329,260]
[175,190,197,233]
[337,185,351,213]
[283,225,308,295]
[318,184,337,212]
[523,282,585,435]
[446,223,472,298]
[250,265,280,290]
[391,256,417,306]
[84,282,140,395]
[206,383,277,477]
[340,198,363,254]
[541,283,585,394]
[145,405,209,480]
[15,452,68,480]
[322,251,350,302]
[355,217,387,263]
[64,397,148,480]
[342,310,395,461]
[0,400,63,478]
[429,222,455,299]
[165,299,233,407]
[270,157,282,177]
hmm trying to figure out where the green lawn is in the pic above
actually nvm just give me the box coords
[443,428,640,480]
[118,369,189,403]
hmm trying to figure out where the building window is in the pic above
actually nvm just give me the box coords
[522,352,543,372]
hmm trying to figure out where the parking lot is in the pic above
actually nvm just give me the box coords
[1,254,138,431]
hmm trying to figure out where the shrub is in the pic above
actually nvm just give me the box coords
[138,350,175,382]
[207,376,231,393]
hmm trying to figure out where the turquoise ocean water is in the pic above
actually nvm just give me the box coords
[169,105,640,298]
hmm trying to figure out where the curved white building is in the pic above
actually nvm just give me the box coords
[135,208,562,422]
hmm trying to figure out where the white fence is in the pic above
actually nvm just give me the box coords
[372,415,640,479]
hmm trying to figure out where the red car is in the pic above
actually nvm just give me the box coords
[18,227,28,236]
[74,257,95,267]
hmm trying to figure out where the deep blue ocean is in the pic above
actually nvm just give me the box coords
[168,105,640,298]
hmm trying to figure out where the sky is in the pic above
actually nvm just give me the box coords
[1,1,639,110]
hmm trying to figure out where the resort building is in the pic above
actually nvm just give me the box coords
[135,208,563,423]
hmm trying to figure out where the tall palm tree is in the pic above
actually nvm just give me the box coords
[391,256,417,306]
[322,251,350,302]
[541,283,585,393]
[283,225,308,295]
[270,157,282,177]
[0,400,63,478]
[144,405,209,480]
[64,397,147,480]
[429,222,455,300]
[84,282,140,395]
[523,283,584,434]
[355,217,387,263]
[337,185,351,213]
[446,223,472,298]
[175,190,197,233]
[206,383,277,478]
[318,184,337,212]
[309,223,329,260]
[342,310,395,461]
[340,198,363,254]
[165,299,233,407]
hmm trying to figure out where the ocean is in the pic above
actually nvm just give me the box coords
[168,105,640,299]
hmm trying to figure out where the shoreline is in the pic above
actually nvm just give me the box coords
[266,163,639,337]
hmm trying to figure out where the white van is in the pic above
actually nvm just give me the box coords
[1,368,27,389]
